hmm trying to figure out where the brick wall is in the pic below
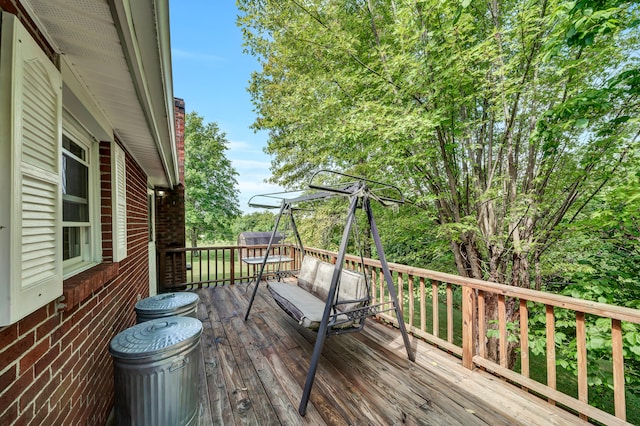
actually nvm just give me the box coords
[155,98,187,289]
[0,144,150,425]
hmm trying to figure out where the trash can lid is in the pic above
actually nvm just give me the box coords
[109,316,202,360]
[135,292,199,315]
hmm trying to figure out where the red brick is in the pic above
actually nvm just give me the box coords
[50,373,72,408]
[51,346,72,373]
[19,338,49,373]
[41,405,62,426]
[19,368,50,411]
[0,366,17,392]
[13,403,34,426]
[36,316,59,341]
[35,371,60,408]
[0,401,18,424]
[60,350,80,379]
[0,367,34,415]
[34,342,59,376]
[55,377,75,415]
[51,319,70,345]
[17,308,48,337]
[30,402,50,426]
[0,324,18,348]
[0,332,34,371]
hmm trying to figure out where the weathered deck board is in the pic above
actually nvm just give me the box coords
[196,284,588,425]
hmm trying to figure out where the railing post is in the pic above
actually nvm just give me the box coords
[230,247,235,285]
[462,286,476,369]
[158,249,166,292]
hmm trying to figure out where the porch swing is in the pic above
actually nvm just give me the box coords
[243,170,415,416]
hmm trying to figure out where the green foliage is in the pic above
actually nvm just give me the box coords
[231,211,278,238]
[238,0,640,287]
[527,150,640,407]
[184,112,241,245]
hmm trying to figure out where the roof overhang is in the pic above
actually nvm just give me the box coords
[22,0,178,187]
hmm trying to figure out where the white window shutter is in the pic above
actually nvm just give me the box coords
[112,143,127,262]
[0,13,63,325]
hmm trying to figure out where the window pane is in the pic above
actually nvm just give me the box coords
[63,135,85,160]
[63,227,81,260]
[62,153,88,222]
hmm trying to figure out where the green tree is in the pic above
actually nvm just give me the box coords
[231,211,278,237]
[238,0,639,364]
[184,112,241,247]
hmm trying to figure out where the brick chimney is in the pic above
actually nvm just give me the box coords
[174,97,186,185]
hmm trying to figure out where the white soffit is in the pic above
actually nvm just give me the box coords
[22,0,176,187]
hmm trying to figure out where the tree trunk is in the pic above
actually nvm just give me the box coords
[482,251,530,368]
[190,228,199,256]
[452,233,531,369]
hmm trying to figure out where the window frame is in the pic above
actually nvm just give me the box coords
[61,112,102,278]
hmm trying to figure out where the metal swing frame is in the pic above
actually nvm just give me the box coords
[243,171,415,416]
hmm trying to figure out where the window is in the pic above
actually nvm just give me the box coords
[60,113,102,276]
[62,134,91,267]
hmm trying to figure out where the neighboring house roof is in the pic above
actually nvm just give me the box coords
[22,0,178,187]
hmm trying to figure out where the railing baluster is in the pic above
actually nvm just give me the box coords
[432,280,439,338]
[198,248,203,285]
[546,304,556,405]
[172,252,178,286]
[499,295,507,368]
[398,274,404,317]
[420,277,426,333]
[215,249,219,285]
[447,283,453,344]
[478,290,485,359]
[207,249,211,287]
[230,247,235,285]
[370,267,377,304]
[519,299,529,380]
[408,275,415,330]
[612,318,626,421]
[576,311,587,420]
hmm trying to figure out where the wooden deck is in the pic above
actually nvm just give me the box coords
[194,283,588,425]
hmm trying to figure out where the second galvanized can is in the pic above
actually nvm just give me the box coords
[135,292,199,323]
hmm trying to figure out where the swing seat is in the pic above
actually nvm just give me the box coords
[268,256,368,330]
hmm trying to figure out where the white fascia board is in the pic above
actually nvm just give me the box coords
[108,0,178,187]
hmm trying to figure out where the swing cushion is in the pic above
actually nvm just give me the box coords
[268,282,337,330]
[297,256,320,292]
[268,260,367,330]
[335,268,367,312]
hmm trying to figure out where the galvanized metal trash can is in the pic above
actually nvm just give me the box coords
[135,292,199,323]
[109,316,203,426]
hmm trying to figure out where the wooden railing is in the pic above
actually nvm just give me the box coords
[158,244,298,289]
[159,244,638,424]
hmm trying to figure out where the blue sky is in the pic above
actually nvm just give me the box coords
[169,1,281,212]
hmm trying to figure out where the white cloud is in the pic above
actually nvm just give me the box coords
[172,48,225,63]
[237,179,284,191]
[231,159,272,170]
[226,140,253,151]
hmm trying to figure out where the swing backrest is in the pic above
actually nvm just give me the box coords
[312,262,367,312]
[297,256,320,293]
